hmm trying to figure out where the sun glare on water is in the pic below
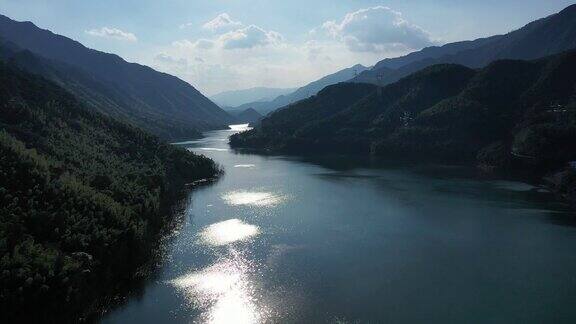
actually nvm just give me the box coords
[199,219,260,246]
[222,191,284,207]
[234,164,256,168]
[169,251,267,324]
[198,147,229,152]
[229,124,252,132]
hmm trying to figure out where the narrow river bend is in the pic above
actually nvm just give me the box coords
[102,125,576,323]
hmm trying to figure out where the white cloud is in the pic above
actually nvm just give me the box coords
[179,22,194,29]
[305,40,323,62]
[322,6,435,53]
[194,39,216,50]
[174,24,283,51]
[154,53,188,67]
[173,39,215,50]
[150,7,432,95]
[219,25,283,50]
[86,27,137,42]
[151,36,367,95]
[202,13,242,32]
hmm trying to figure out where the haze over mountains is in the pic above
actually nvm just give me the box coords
[0,14,234,140]
[231,4,576,200]
[353,4,576,86]
[232,50,576,165]
[2,3,573,139]
[210,87,296,108]
[2,2,576,322]
[224,1,575,118]
[229,64,368,115]
[231,107,263,124]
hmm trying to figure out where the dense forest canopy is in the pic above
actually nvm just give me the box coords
[0,62,220,321]
[1,3,576,322]
[231,51,576,161]
[230,51,576,205]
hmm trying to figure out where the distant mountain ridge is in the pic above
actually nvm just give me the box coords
[0,14,234,140]
[231,50,576,167]
[230,64,369,115]
[210,87,296,108]
[368,35,503,72]
[235,4,576,117]
[354,4,576,86]
[230,108,263,125]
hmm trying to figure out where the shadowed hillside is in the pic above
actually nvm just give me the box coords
[0,15,234,140]
[0,62,221,321]
[231,51,576,205]
[354,4,576,88]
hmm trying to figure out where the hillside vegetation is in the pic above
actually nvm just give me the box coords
[0,62,220,321]
[355,4,576,88]
[230,51,576,205]
[0,15,234,140]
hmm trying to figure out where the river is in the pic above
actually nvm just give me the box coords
[102,125,576,323]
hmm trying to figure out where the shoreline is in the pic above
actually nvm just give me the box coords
[84,177,220,322]
[230,143,576,213]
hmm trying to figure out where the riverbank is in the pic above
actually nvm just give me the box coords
[0,64,223,323]
[231,140,576,214]
[102,127,576,323]
[87,178,220,322]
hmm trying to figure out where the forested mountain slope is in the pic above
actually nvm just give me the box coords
[0,62,220,321]
[354,4,576,87]
[0,15,234,140]
[231,51,576,165]
[231,51,576,206]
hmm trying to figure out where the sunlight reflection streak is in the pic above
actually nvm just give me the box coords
[234,164,256,168]
[222,191,284,207]
[169,251,266,324]
[229,124,253,132]
[199,219,260,246]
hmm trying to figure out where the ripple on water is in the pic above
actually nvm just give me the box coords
[491,180,537,192]
[171,140,202,145]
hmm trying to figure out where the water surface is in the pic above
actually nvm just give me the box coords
[103,126,576,323]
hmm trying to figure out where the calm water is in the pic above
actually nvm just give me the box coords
[102,125,576,323]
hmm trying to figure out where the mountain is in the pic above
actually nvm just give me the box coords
[231,64,369,115]
[230,51,576,179]
[0,61,220,321]
[224,100,278,115]
[210,87,296,108]
[370,35,504,71]
[354,4,576,86]
[0,14,234,140]
[231,108,263,125]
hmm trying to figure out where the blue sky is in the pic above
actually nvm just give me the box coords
[2,0,574,95]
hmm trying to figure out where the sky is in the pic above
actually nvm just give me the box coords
[2,0,574,95]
